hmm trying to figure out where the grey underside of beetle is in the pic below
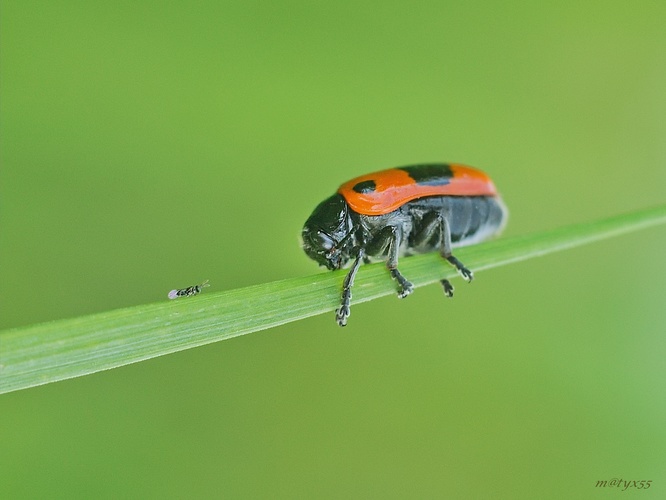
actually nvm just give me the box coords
[356,195,508,260]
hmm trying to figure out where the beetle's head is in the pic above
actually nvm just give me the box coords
[302,194,356,270]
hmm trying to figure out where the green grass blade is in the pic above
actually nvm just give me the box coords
[1,205,665,395]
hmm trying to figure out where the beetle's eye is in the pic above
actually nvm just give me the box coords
[316,231,335,252]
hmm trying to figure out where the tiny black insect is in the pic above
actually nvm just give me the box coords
[168,280,210,299]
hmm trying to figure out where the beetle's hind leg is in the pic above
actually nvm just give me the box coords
[410,212,466,296]
[439,215,473,282]
[413,211,474,286]
[336,249,364,327]
[440,278,454,297]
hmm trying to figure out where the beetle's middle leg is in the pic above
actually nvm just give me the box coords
[366,225,413,298]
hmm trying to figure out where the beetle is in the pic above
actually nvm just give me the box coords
[301,163,508,326]
[168,280,210,299]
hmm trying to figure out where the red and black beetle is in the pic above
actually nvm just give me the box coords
[302,163,508,326]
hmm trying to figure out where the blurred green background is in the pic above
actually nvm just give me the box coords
[1,1,665,498]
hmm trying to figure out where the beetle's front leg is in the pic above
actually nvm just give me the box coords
[336,248,363,327]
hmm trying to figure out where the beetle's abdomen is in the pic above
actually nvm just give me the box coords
[404,195,508,253]
[447,195,507,246]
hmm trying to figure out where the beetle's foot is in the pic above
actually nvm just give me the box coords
[398,283,414,299]
[440,279,454,297]
[335,305,350,327]
[390,268,414,298]
[446,255,474,283]
[336,288,352,326]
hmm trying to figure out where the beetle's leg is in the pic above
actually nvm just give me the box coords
[440,278,454,297]
[386,226,413,298]
[410,211,440,247]
[336,249,364,327]
[411,212,455,297]
[389,269,413,299]
[440,215,473,282]
[364,226,413,298]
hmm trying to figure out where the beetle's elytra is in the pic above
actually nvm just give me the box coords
[302,163,508,326]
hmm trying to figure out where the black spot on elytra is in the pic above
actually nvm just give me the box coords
[398,164,453,186]
[353,180,376,193]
